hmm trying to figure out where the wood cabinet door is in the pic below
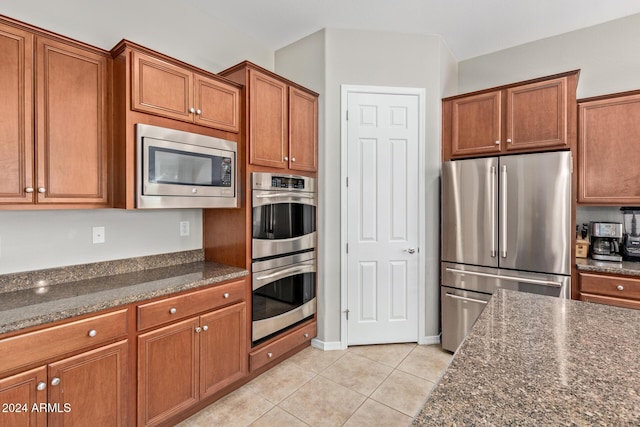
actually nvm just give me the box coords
[35,37,109,205]
[249,70,288,168]
[505,77,568,152]
[194,74,240,132]
[450,91,502,158]
[0,23,34,204]
[199,302,247,399]
[288,87,318,172]
[131,51,194,122]
[0,367,46,427]
[138,318,199,427]
[47,340,127,427]
[578,93,640,204]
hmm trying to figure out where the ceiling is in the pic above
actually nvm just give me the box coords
[190,0,640,60]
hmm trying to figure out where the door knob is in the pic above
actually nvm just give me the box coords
[405,248,416,254]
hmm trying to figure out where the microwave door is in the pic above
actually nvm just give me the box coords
[441,157,499,268]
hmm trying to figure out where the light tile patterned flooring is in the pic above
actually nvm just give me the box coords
[177,343,452,427]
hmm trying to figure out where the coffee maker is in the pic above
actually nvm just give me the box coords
[590,222,623,262]
[621,208,640,261]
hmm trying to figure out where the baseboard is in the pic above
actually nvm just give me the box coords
[310,338,345,351]
[418,334,441,345]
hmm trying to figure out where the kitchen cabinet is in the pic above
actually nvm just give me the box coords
[443,71,578,161]
[220,61,318,172]
[577,90,640,204]
[131,50,240,133]
[249,320,316,372]
[0,18,110,207]
[579,272,640,310]
[137,282,247,427]
[0,309,129,426]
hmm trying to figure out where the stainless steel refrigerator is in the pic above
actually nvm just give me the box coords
[440,151,572,352]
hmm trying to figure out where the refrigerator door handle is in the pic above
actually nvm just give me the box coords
[445,267,563,288]
[500,165,508,258]
[445,292,489,305]
[490,166,497,257]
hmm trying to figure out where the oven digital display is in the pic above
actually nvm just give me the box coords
[271,176,305,189]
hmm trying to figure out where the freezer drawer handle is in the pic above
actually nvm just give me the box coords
[445,267,562,288]
[445,293,488,305]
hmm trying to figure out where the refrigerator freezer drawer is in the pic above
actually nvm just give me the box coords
[441,286,492,352]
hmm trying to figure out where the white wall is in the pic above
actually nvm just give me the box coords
[0,1,274,275]
[276,28,457,345]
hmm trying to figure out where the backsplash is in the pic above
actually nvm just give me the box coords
[576,206,625,226]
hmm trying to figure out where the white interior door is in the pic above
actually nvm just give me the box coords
[346,90,420,345]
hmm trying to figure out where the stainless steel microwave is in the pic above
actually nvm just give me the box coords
[136,124,238,209]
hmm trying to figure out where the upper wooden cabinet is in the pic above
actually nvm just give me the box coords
[443,71,578,160]
[578,91,640,204]
[220,61,319,172]
[0,19,110,207]
[131,50,240,133]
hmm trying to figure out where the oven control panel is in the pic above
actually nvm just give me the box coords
[271,176,305,189]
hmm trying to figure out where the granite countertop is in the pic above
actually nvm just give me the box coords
[576,257,640,277]
[414,289,640,426]
[0,258,248,335]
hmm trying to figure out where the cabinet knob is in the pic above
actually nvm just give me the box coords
[223,292,230,299]
[495,141,500,145]
[196,109,202,115]
[189,107,195,113]
[37,381,47,391]
[617,285,624,291]
[88,329,97,337]
[267,352,273,358]
[506,138,512,143]
[284,156,289,161]
[195,326,202,333]
[303,333,309,338]
[291,157,296,162]
[51,377,61,387]
[169,307,177,314]
[37,187,46,193]
[202,325,208,331]
[25,187,34,193]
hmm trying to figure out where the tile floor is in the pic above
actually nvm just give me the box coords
[177,343,453,427]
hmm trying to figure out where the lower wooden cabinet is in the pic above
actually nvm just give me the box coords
[137,302,247,427]
[0,340,128,427]
[579,272,640,310]
[250,321,316,372]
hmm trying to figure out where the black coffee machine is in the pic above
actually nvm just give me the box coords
[590,222,622,262]
[621,208,640,261]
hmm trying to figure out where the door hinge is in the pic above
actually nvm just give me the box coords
[346,177,349,187]
[346,110,349,120]
[346,243,349,253]
[345,309,350,320]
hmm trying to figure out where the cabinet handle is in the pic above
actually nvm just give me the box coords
[169,307,177,314]
[506,138,512,143]
[223,292,230,299]
[284,156,289,161]
[495,141,500,145]
[37,382,47,391]
[88,329,97,337]
[617,285,624,291]
[291,157,296,162]
[25,187,34,193]
[196,109,202,115]
[202,325,208,331]
[303,333,309,338]
[189,107,195,113]
[37,187,46,193]
[195,326,202,333]
[51,377,61,386]
[267,352,273,358]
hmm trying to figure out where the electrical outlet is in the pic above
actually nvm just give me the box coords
[180,221,190,237]
[92,226,105,244]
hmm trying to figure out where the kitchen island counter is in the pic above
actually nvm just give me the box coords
[0,252,248,335]
[413,289,640,426]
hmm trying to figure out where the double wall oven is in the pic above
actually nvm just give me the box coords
[251,172,317,344]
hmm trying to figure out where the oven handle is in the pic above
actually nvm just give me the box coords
[255,193,315,199]
[253,263,316,291]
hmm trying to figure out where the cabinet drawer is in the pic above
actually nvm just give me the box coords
[580,292,640,310]
[580,273,640,301]
[0,309,128,376]
[250,321,316,372]
[137,279,245,331]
